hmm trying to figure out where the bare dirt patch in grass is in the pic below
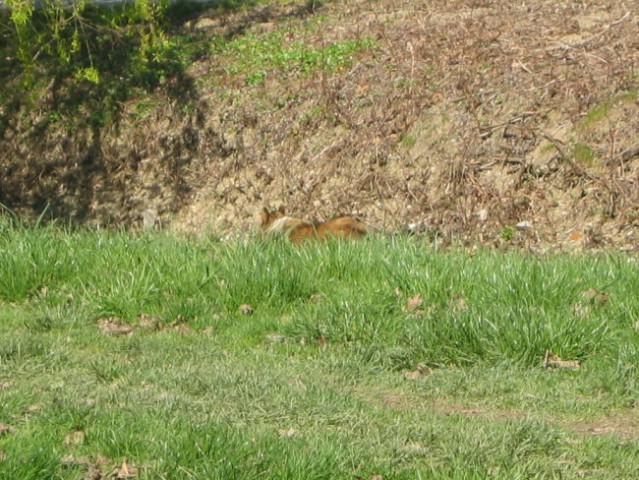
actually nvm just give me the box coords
[564,409,639,439]
[357,381,639,440]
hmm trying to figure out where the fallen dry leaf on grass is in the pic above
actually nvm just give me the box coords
[571,302,591,318]
[0,424,15,436]
[402,295,423,312]
[115,458,138,479]
[173,323,193,334]
[402,294,429,317]
[238,303,254,315]
[453,294,468,311]
[168,318,193,334]
[64,453,112,480]
[402,370,422,380]
[202,326,215,335]
[0,381,10,390]
[25,403,44,414]
[543,350,581,369]
[64,430,86,446]
[402,442,425,454]
[277,427,297,438]
[568,230,584,242]
[402,364,429,380]
[137,313,162,330]
[316,335,328,350]
[572,288,609,317]
[98,317,134,336]
[264,333,286,344]
[581,288,610,305]
[60,454,91,467]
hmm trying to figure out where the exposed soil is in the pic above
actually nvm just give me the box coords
[362,384,639,440]
[1,0,638,249]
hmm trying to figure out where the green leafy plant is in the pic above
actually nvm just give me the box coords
[573,142,596,166]
[216,29,374,84]
[1,224,639,479]
[500,226,515,242]
[4,0,172,79]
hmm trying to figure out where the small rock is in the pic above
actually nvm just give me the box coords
[265,333,286,344]
[277,427,297,438]
[476,209,489,222]
[142,209,160,230]
[193,17,217,31]
[516,220,533,231]
[407,220,429,233]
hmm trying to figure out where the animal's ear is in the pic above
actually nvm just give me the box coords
[278,205,287,215]
[260,207,270,225]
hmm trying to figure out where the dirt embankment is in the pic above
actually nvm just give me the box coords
[1,0,638,249]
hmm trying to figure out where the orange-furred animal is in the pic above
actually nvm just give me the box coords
[260,206,367,243]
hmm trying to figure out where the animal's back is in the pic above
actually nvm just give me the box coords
[317,217,367,239]
[260,207,367,243]
[288,223,318,243]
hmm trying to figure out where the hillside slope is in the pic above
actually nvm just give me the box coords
[1,0,638,249]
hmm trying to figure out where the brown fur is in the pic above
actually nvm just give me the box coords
[260,207,367,243]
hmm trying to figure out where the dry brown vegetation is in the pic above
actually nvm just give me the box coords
[1,0,638,249]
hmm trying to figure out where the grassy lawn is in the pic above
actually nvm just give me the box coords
[1,218,639,479]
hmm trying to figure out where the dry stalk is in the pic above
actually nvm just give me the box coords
[543,350,581,369]
[542,134,597,182]
[610,142,639,166]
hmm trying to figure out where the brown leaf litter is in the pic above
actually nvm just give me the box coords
[98,317,135,336]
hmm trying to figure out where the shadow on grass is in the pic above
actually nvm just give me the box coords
[0,0,324,224]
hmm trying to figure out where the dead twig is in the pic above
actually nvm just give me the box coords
[542,134,597,182]
[543,350,581,369]
[547,11,632,51]
[609,142,639,166]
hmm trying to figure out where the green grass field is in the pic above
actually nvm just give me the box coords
[1,218,639,479]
